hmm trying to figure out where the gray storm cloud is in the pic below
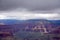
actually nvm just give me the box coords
[0,0,60,11]
[0,0,60,20]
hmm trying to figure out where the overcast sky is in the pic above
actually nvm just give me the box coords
[0,0,60,20]
[0,0,60,11]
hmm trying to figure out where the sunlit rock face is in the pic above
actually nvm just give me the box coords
[0,18,60,34]
[14,19,60,34]
[21,20,52,33]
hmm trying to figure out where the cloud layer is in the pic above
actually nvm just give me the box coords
[0,0,60,20]
[0,0,60,11]
[0,11,60,20]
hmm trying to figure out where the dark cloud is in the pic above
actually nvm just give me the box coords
[0,0,60,11]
